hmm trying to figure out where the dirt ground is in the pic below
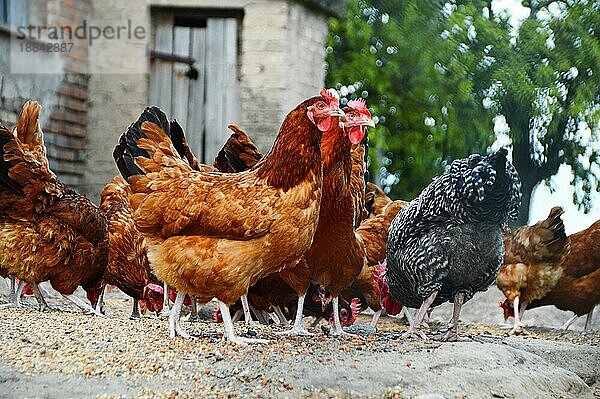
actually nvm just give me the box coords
[0,281,598,399]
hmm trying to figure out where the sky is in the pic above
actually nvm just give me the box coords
[490,0,600,234]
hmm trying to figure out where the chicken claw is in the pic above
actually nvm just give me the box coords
[277,325,314,336]
[402,326,429,340]
[219,300,268,344]
[507,325,528,336]
[277,294,314,336]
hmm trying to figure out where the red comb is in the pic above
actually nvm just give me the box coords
[347,98,371,118]
[320,88,340,108]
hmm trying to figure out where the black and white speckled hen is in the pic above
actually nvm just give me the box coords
[386,148,521,341]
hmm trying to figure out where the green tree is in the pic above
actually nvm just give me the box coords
[326,0,600,226]
[325,0,504,200]
[490,0,600,225]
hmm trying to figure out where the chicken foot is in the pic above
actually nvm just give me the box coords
[508,296,528,336]
[0,279,26,309]
[219,300,268,345]
[31,283,52,311]
[402,291,437,340]
[431,292,471,342]
[61,294,104,316]
[169,292,192,339]
[278,294,313,335]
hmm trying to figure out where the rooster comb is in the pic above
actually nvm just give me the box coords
[320,88,340,108]
[347,98,371,118]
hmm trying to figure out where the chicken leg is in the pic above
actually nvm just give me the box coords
[562,314,579,330]
[188,298,199,322]
[273,305,290,327]
[61,294,104,316]
[278,293,313,335]
[563,307,596,332]
[31,283,52,311]
[130,299,142,319]
[508,296,528,336]
[0,279,26,309]
[584,306,595,332]
[330,296,353,336]
[402,291,437,340]
[95,286,106,314]
[431,292,470,342]
[219,300,267,345]
[159,282,171,317]
[8,276,16,302]
[169,291,192,339]
[239,295,259,326]
[370,309,382,328]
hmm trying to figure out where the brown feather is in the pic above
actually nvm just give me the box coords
[0,101,108,302]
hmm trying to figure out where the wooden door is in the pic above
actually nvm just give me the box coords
[150,13,239,163]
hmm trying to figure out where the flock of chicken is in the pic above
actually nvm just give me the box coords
[0,90,598,345]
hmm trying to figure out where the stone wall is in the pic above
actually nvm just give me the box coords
[83,0,149,200]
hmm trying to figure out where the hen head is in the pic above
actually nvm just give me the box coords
[343,98,375,145]
[373,261,404,316]
[499,299,515,321]
[313,284,333,311]
[85,279,106,314]
[140,283,164,313]
[329,298,362,327]
[307,88,344,132]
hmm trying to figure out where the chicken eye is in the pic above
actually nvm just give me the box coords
[317,102,325,110]
[349,113,356,119]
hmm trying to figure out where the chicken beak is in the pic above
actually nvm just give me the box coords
[363,117,376,128]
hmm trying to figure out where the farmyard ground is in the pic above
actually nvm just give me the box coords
[0,285,598,399]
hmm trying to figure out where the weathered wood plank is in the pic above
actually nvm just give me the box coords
[171,26,190,131]
[187,26,206,162]
[150,13,174,114]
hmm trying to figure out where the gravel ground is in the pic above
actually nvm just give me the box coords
[0,282,598,399]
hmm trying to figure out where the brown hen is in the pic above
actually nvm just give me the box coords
[498,208,599,333]
[100,175,163,318]
[113,92,342,343]
[0,101,108,313]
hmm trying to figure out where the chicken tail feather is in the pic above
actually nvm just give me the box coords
[114,106,191,180]
[213,124,262,173]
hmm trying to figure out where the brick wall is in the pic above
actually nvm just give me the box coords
[0,0,91,191]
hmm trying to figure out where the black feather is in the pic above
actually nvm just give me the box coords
[170,119,187,160]
[385,148,522,309]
